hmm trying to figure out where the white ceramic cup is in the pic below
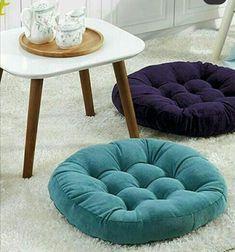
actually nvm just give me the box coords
[65,7,86,34]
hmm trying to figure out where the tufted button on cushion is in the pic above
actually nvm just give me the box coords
[112,61,235,137]
[48,139,227,245]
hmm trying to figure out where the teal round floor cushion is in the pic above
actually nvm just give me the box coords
[48,139,227,245]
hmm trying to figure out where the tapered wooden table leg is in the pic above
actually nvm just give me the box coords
[23,79,43,178]
[79,69,95,116]
[113,61,139,138]
[0,68,3,81]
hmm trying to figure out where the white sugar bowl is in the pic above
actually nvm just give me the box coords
[55,22,83,49]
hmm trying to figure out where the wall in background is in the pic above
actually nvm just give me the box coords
[0,0,230,34]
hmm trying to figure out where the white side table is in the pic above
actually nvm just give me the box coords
[0,18,145,178]
[213,0,235,59]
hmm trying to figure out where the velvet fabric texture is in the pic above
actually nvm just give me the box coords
[112,62,235,137]
[48,139,227,245]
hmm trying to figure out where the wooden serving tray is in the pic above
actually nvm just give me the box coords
[19,28,104,58]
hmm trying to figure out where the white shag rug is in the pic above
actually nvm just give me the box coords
[1,28,235,252]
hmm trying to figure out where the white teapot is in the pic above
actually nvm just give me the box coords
[21,0,59,44]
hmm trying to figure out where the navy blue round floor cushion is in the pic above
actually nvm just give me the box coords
[112,62,235,137]
[48,139,227,244]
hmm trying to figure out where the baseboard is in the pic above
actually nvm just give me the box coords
[138,17,235,41]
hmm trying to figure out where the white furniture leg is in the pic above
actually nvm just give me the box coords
[213,0,235,60]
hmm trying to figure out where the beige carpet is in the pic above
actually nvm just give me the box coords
[1,28,235,252]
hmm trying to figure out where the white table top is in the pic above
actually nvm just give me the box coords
[224,61,235,69]
[0,18,145,79]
